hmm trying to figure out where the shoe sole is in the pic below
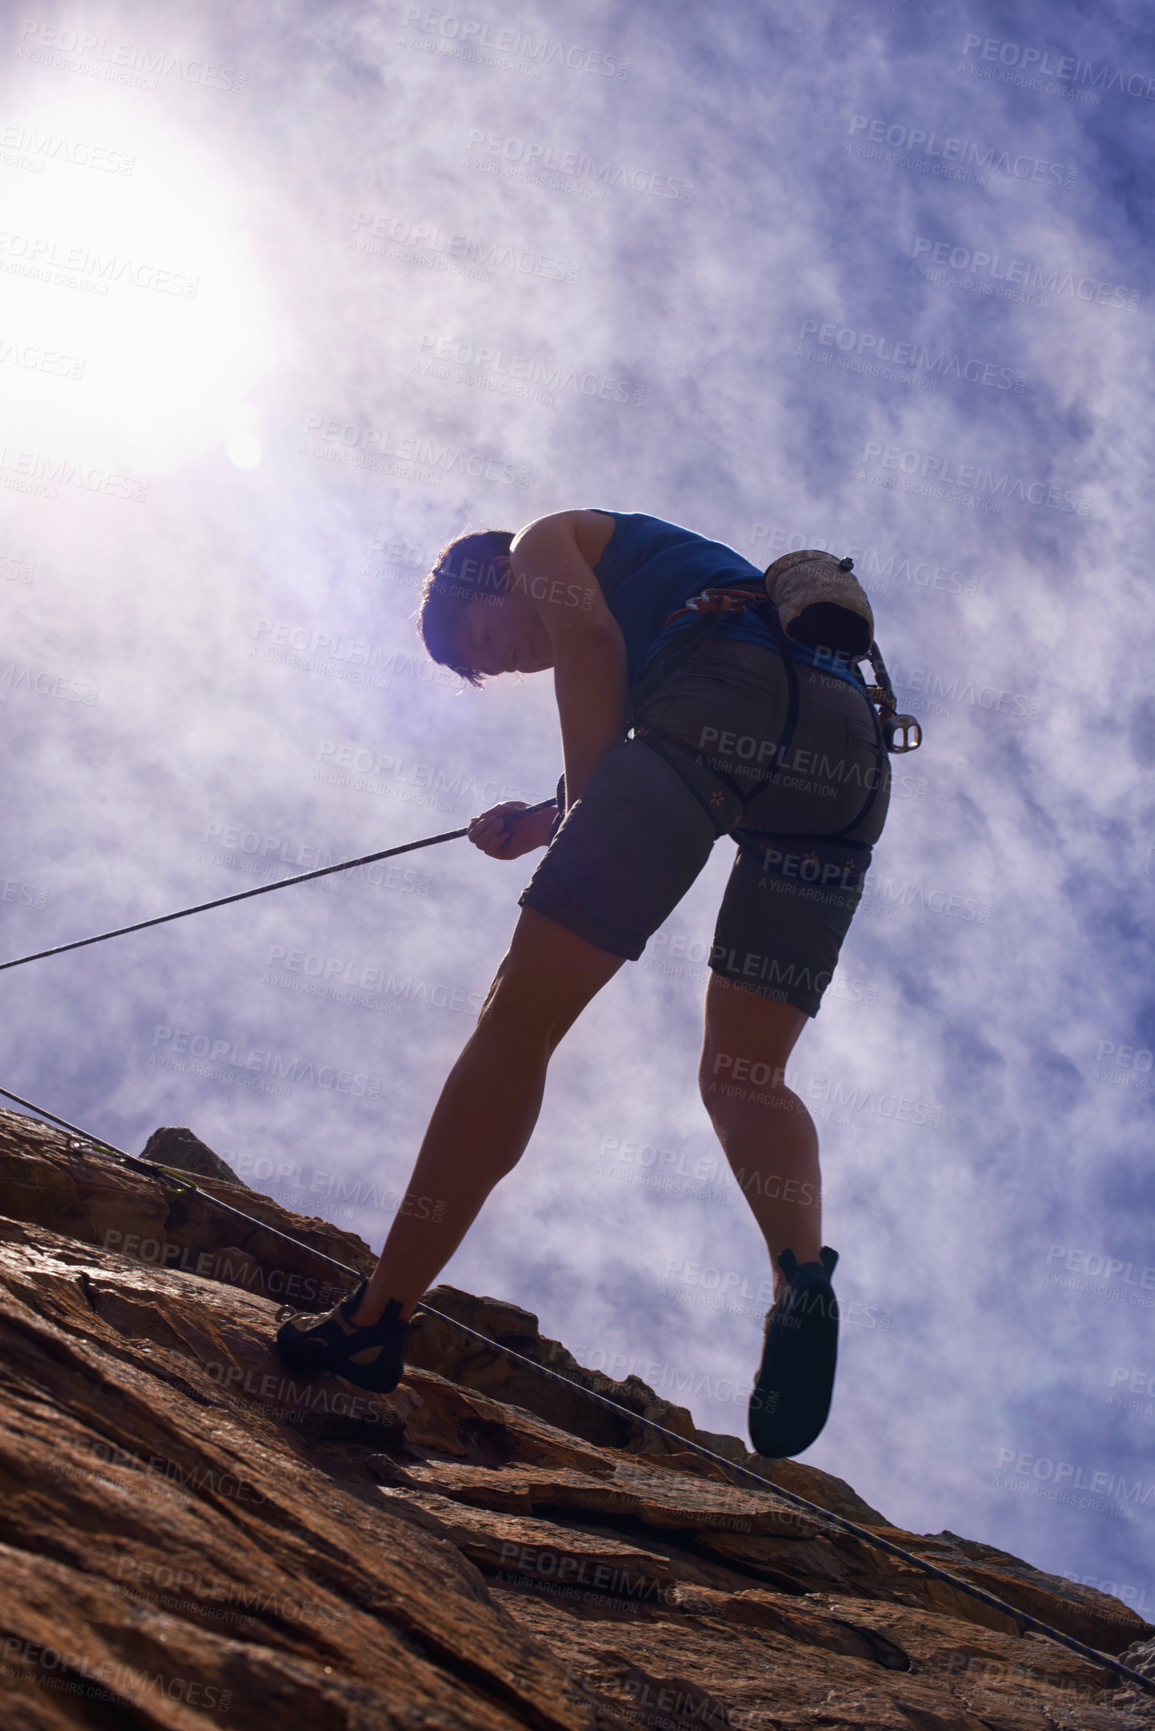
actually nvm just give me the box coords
[749,1274,838,1458]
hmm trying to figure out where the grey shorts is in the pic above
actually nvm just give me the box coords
[519,638,890,1017]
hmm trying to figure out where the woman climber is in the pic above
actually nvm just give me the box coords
[275,507,894,1459]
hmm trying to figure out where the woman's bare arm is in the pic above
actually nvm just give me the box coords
[509,511,628,808]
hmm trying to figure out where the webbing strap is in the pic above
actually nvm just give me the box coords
[1,1083,1152,1700]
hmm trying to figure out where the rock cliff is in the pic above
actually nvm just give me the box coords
[0,1105,1151,1729]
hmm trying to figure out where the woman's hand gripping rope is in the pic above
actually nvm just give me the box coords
[467,800,557,860]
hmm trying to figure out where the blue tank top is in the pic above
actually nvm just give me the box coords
[590,510,865,692]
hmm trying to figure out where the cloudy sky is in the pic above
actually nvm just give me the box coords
[3,0,1154,1622]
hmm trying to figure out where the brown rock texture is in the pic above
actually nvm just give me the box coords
[140,1126,246,1187]
[0,1104,1152,1729]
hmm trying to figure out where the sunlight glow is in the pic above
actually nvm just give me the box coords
[0,94,277,473]
[225,430,262,469]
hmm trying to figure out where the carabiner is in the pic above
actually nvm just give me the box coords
[883,713,922,753]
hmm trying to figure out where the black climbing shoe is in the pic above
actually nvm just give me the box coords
[748,1246,839,1459]
[274,1282,409,1393]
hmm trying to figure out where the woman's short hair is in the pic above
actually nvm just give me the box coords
[418,529,514,686]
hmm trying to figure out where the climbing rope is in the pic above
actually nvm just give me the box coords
[0,1084,1151,1701]
[0,801,556,974]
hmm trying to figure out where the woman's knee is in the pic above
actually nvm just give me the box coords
[699,1046,793,1116]
[703,973,806,1073]
[477,958,562,1047]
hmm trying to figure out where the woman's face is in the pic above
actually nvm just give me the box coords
[456,594,554,677]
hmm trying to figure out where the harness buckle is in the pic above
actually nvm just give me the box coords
[882,713,922,753]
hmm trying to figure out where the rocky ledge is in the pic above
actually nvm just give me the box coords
[0,1105,1151,1729]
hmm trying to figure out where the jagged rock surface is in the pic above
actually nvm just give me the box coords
[0,1106,1151,1729]
[140,1126,245,1187]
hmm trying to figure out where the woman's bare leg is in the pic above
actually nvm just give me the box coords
[352,908,624,1324]
[699,973,820,1301]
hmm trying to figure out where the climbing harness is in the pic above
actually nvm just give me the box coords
[0,1080,1151,1701]
[625,558,912,863]
[617,553,925,893]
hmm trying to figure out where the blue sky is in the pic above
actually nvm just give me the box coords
[3,0,1154,1621]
